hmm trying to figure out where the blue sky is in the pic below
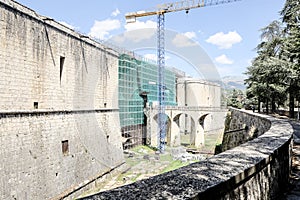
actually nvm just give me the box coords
[17,0,286,78]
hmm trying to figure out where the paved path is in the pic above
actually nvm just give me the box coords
[283,120,300,199]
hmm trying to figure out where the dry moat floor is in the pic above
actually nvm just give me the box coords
[78,118,300,199]
[78,131,221,199]
[78,145,210,199]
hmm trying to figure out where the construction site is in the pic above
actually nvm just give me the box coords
[119,53,226,150]
[118,53,178,149]
[0,0,232,199]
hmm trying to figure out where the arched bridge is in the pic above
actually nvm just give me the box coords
[146,106,227,148]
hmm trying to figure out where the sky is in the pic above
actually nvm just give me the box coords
[16,0,286,79]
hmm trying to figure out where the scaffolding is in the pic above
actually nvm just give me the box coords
[118,54,176,149]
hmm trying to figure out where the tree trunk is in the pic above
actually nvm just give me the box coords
[258,99,261,113]
[289,88,295,118]
[271,97,276,113]
[289,56,295,118]
[266,99,269,114]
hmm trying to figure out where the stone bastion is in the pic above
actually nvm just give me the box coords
[81,108,294,199]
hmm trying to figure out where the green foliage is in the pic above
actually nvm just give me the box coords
[245,0,300,116]
[224,112,232,132]
[226,89,245,109]
[130,145,154,154]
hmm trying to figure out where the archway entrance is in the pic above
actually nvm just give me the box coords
[153,113,171,146]
[173,113,195,147]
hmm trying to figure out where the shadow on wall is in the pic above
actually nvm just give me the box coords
[215,108,271,154]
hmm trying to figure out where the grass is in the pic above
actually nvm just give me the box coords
[130,145,155,154]
[77,145,204,198]
[180,133,191,147]
[122,145,192,183]
[132,173,142,182]
[161,160,189,173]
[125,157,140,167]
[159,153,174,162]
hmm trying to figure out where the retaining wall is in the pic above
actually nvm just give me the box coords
[82,109,293,199]
[218,108,272,152]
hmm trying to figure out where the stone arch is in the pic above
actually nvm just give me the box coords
[198,114,209,130]
[153,113,172,146]
[172,112,196,147]
[172,112,194,133]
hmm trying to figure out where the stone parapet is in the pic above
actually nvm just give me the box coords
[82,109,293,199]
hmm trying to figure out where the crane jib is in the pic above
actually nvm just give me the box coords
[125,0,241,19]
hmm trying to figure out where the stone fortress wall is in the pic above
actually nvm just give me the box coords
[0,0,124,199]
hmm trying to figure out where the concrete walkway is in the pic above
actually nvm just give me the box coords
[283,120,300,199]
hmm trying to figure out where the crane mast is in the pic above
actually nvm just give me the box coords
[125,0,241,153]
[157,13,166,153]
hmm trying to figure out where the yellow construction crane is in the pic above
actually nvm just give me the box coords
[125,0,241,152]
[126,0,240,22]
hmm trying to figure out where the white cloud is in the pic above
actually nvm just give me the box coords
[206,31,242,49]
[125,19,156,31]
[184,31,197,40]
[215,54,234,65]
[122,20,157,42]
[172,33,197,47]
[89,19,121,40]
[59,21,75,30]
[111,8,120,17]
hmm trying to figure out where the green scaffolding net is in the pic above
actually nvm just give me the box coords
[119,54,177,128]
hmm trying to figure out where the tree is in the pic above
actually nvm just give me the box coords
[281,0,300,29]
[281,0,300,118]
[226,89,245,109]
[245,0,300,118]
[245,20,286,114]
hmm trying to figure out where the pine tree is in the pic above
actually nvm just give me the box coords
[281,0,300,118]
[245,0,300,117]
[245,20,286,113]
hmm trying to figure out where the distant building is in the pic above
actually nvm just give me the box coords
[175,78,223,140]
[176,78,221,107]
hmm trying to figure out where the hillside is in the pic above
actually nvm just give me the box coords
[221,76,247,91]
